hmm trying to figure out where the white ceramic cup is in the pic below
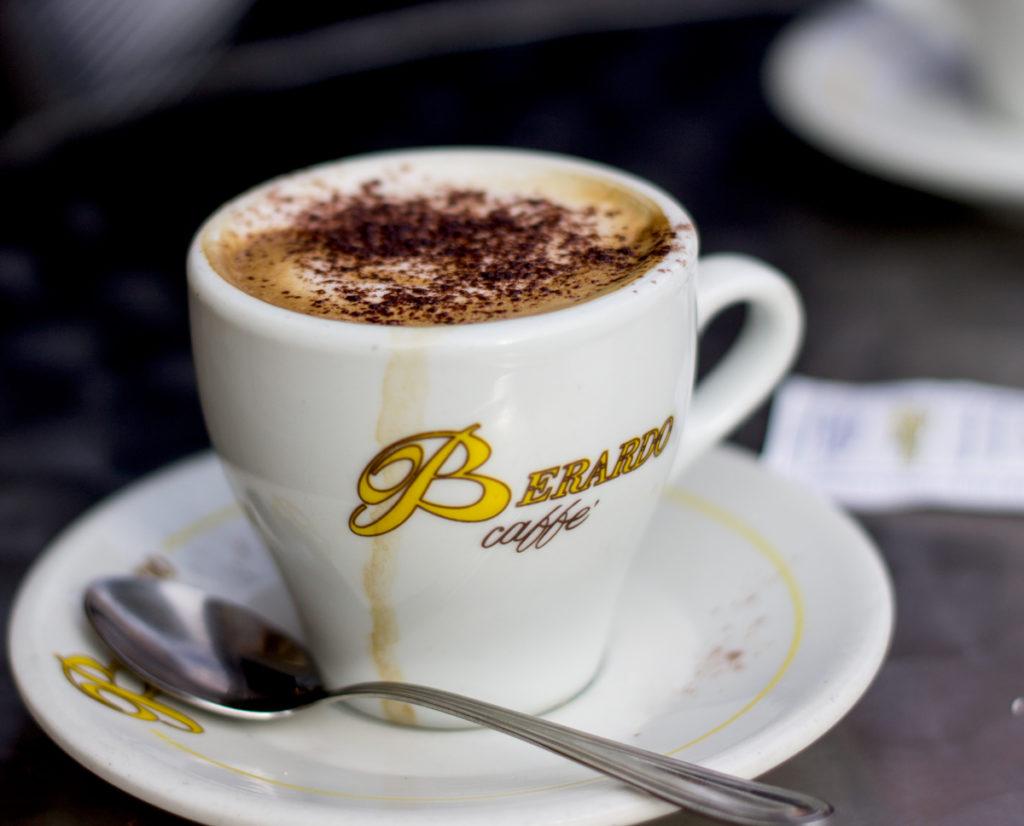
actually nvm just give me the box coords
[188,148,802,726]
[872,0,1024,122]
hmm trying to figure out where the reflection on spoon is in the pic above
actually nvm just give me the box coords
[84,576,832,826]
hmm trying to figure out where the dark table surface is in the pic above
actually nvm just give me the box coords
[2,4,1023,824]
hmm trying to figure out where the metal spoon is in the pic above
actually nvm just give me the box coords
[84,576,832,825]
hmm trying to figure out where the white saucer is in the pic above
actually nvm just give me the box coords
[9,446,892,826]
[765,2,1024,207]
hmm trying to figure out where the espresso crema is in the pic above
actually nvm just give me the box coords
[202,156,683,325]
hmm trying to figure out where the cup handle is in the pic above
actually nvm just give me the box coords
[669,253,803,479]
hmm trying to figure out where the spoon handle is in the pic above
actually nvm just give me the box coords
[335,682,832,825]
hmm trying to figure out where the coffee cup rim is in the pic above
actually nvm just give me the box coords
[187,146,698,348]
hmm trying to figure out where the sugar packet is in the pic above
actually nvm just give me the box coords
[761,376,1024,511]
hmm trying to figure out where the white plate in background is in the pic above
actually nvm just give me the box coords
[765,2,1024,208]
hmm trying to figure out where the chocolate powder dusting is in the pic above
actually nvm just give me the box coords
[209,179,678,325]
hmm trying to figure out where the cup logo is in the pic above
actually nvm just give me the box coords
[58,653,203,733]
[349,424,512,536]
[349,416,675,545]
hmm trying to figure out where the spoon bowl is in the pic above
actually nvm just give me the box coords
[86,576,327,717]
[84,576,832,826]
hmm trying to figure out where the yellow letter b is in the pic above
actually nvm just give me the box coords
[349,425,511,536]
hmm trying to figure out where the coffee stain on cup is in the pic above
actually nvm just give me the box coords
[362,534,416,725]
[364,341,429,724]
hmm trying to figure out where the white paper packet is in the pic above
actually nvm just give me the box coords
[761,376,1024,512]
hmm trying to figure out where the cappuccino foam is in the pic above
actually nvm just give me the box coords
[202,159,681,325]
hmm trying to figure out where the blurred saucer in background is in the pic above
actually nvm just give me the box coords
[764,2,1024,208]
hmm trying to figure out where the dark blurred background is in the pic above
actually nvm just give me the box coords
[2,1,1022,823]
